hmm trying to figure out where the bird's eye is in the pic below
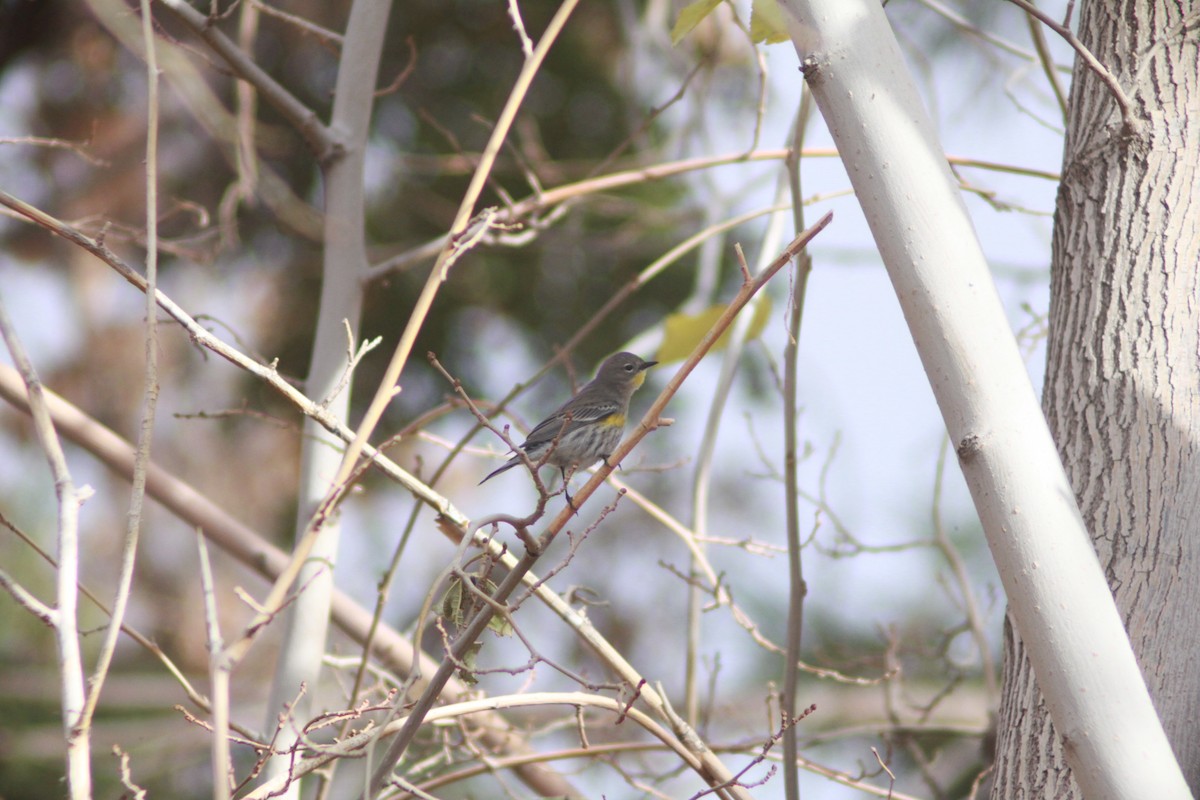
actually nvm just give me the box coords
[625,363,635,372]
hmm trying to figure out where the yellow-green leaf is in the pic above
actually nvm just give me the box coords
[439,579,465,628]
[670,0,724,46]
[750,0,790,44]
[657,296,774,364]
[488,613,514,637]
[456,642,482,685]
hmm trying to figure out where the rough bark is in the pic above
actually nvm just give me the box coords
[993,0,1200,795]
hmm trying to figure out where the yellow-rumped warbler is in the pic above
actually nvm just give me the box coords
[479,352,657,493]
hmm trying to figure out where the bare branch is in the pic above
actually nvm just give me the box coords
[366,148,1059,280]
[1003,0,1142,136]
[0,135,110,165]
[78,0,162,745]
[0,296,90,799]
[156,0,343,161]
[0,189,466,530]
[0,567,55,623]
[368,214,831,797]
[1023,6,1069,119]
[197,531,233,800]
[0,362,575,798]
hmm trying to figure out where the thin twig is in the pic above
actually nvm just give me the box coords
[1023,7,1068,120]
[221,0,261,248]
[0,508,257,737]
[398,735,931,800]
[870,747,896,797]
[113,746,148,799]
[263,8,591,731]
[685,189,793,726]
[931,438,998,703]
[247,0,344,46]
[365,149,1056,279]
[0,189,467,529]
[197,531,232,800]
[0,135,109,165]
[368,214,831,798]
[78,0,162,745]
[0,567,55,622]
[340,0,583,534]
[320,323,382,411]
[505,0,534,57]
[0,363,575,799]
[781,91,815,800]
[1003,0,1142,136]
[156,0,342,161]
[244,692,708,800]
[914,0,1069,69]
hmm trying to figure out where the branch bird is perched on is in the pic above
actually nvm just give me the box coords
[480,352,657,499]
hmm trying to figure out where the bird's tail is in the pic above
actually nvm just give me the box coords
[478,456,519,485]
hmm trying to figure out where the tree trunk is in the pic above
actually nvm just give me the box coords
[992,1,1200,796]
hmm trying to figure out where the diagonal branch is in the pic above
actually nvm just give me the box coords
[156,0,343,162]
[0,188,463,528]
[0,361,581,800]
[365,148,1060,280]
[77,0,163,744]
[367,213,832,799]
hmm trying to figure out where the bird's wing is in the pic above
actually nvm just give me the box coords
[521,398,622,449]
[561,397,622,423]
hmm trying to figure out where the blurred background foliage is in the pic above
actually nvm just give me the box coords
[0,0,1036,796]
[0,2,723,795]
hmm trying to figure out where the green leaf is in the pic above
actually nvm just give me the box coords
[456,642,482,685]
[488,613,514,638]
[670,0,723,46]
[439,579,465,628]
[750,0,790,44]
[440,575,510,636]
[657,296,774,364]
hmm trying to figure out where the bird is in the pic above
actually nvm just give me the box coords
[479,352,657,500]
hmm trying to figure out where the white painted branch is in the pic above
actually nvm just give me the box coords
[774,1,1191,798]
[262,1,392,796]
[0,299,91,798]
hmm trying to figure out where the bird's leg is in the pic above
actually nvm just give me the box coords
[560,466,577,512]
